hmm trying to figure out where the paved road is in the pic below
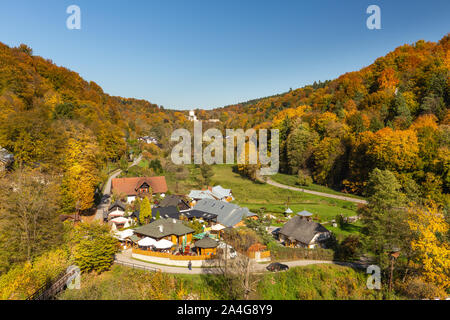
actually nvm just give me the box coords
[265,178,367,205]
[114,250,336,275]
[94,155,143,221]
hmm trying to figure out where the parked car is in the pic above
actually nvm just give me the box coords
[266,262,289,272]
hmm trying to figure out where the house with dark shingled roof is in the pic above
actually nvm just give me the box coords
[278,216,331,249]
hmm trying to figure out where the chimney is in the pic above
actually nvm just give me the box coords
[159,225,163,233]
[172,219,176,224]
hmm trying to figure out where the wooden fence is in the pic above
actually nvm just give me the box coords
[247,250,271,259]
[132,248,216,260]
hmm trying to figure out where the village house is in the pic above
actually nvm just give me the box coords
[133,218,195,246]
[158,194,191,211]
[0,147,14,172]
[193,237,218,256]
[190,199,257,228]
[111,176,168,203]
[188,185,234,204]
[182,209,218,225]
[278,215,331,249]
[107,200,127,220]
[131,205,181,221]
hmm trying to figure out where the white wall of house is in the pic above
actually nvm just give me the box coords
[127,196,136,204]
[310,232,331,248]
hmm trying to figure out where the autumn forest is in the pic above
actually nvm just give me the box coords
[0,33,448,298]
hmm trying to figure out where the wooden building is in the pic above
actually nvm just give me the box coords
[133,218,194,246]
[193,237,218,256]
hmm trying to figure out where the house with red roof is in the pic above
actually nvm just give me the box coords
[111,176,168,203]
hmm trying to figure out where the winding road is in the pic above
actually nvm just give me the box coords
[264,177,367,205]
[114,249,337,275]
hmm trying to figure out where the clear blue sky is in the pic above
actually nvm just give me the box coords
[0,0,449,110]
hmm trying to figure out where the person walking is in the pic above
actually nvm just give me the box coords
[188,261,192,271]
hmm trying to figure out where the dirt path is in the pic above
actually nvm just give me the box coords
[265,178,367,205]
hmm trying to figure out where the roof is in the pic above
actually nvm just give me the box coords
[129,235,140,243]
[158,194,190,210]
[279,216,330,245]
[183,209,218,221]
[134,218,194,239]
[194,237,219,249]
[188,190,217,200]
[108,200,126,212]
[111,176,168,196]
[297,210,313,217]
[192,199,256,227]
[188,186,234,201]
[211,186,234,200]
[132,206,180,220]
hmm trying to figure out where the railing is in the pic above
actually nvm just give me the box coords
[114,259,161,272]
[132,248,216,260]
[27,268,78,301]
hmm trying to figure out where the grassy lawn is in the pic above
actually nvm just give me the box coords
[257,264,384,300]
[325,221,364,239]
[138,159,149,168]
[209,165,358,221]
[271,173,366,200]
[165,165,202,195]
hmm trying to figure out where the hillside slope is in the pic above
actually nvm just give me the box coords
[0,42,185,212]
[208,35,449,202]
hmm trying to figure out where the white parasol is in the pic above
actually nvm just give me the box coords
[138,237,157,247]
[154,239,174,249]
[111,217,128,224]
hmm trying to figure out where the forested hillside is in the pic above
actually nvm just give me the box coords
[209,35,450,204]
[0,42,187,213]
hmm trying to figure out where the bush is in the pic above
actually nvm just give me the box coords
[297,170,313,186]
[336,235,361,261]
[69,222,118,273]
[0,249,70,300]
[268,243,334,261]
[397,277,448,300]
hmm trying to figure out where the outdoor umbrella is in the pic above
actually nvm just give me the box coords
[138,237,156,247]
[154,239,174,249]
[111,217,128,224]
[109,211,125,218]
[118,229,134,240]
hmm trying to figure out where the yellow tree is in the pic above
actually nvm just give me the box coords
[237,139,261,181]
[61,124,102,213]
[407,202,450,290]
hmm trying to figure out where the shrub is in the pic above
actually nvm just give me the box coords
[0,249,70,300]
[297,170,313,186]
[397,277,448,300]
[70,222,118,273]
[336,235,361,261]
[268,243,334,261]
